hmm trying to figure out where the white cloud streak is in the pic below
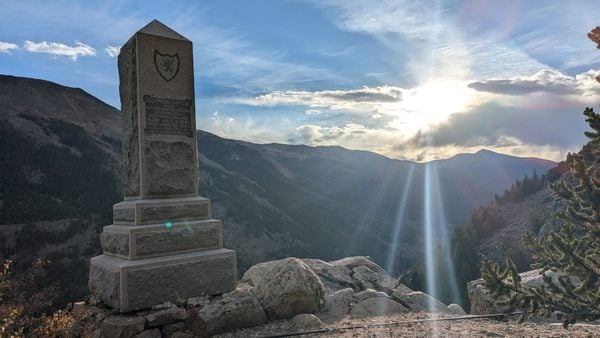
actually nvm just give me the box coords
[469,69,600,97]
[23,40,96,60]
[0,41,19,53]
[242,85,402,110]
[105,45,120,57]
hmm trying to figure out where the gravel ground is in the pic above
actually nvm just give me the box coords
[216,313,600,338]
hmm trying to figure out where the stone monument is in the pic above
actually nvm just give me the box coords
[89,20,237,312]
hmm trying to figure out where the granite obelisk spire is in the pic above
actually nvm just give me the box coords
[89,20,237,312]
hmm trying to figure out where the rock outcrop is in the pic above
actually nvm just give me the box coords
[65,256,460,337]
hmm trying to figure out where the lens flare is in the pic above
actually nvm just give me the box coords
[385,164,416,274]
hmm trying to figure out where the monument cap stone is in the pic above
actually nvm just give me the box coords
[138,20,190,41]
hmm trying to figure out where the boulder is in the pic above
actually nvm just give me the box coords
[100,316,145,338]
[354,289,390,303]
[392,291,451,314]
[447,303,467,315]
[351,297,407,318]
[348,287,407,318]
[144,307,187,327]
[132,329,161,338]
[161,322,185,336]
[351,265,398,294]
[186,283,267,337]
[242,258,325,319]
[290,314,323,331]
[319,288,353,320]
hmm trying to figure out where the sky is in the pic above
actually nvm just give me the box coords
[1,1,600,162]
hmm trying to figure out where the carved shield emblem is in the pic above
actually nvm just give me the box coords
[154,50,180,81]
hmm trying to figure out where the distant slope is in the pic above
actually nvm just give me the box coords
[196,132,556,272]
[0,75,556,288]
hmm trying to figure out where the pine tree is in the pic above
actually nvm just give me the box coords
[480,107,600,327]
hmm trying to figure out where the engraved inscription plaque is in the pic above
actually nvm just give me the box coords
[144,95,193,137]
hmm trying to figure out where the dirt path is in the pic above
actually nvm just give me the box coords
[217,313,600,337]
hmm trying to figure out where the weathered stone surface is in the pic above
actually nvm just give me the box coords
[151,301,177,310]
[101,220,223,259]
[113,206,135,224]
[352,265,398,294]
[186,283,267,337]
[319,288,353,319]
[447,303,467,315]
[145,307,187,327]
[132,328,161,338]
[170,333,194,338]
[242,257,325,319]
[100,316,145,338]
[290,314,323,331]
[302,259,358,294]
[100,230,130,258]
[330,256,387,275]
[140,200,209,224]
[392,291,451,314]
[145,140,196,197]
[186,296,209,307]
[354,289,389,303]
[161,322,185,336]
[350,297,407,318]
[118,35,140,198]
[89,261,120,309]
[394,283,414,295]
[113,196,211,226]
[303,257,400,295]
[90,249,236,312]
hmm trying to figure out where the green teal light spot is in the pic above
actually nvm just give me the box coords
[165,221,172,228]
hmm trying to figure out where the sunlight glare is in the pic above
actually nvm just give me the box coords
[386,81,474,135]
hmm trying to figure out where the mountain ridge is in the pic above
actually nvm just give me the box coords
[0,74,556,309]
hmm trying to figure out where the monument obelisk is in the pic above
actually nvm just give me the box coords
[89,20,237,312]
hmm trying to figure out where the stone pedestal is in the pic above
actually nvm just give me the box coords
[89,20,237,312]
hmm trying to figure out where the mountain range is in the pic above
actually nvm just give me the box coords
[0,75,556,305]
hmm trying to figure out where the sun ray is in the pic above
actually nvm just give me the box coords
[385,164,416,274]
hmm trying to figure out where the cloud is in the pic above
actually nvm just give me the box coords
[242,86,402,110]
[199,111,287,145]
[467,69,600,96]
[105,45,120,57]
[401,99,589,153]
[305,109,321,115]
[0,41,19,53]
[222,68,599,162]
[23,40,96,60]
